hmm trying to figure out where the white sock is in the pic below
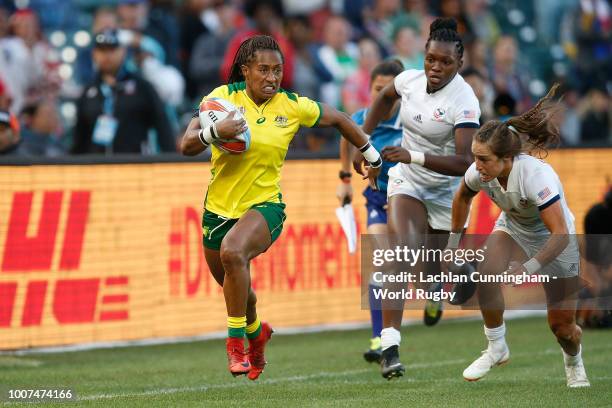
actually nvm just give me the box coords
[484,323,506,352]
[380,327,401,351]
[563,344,582,367]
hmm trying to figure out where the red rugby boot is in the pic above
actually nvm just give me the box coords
[226,337,250,377]
[247,322,273,380]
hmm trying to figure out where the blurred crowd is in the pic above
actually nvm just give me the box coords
[0,0,610,156]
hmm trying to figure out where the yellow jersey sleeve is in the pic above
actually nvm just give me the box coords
[297,96,322,128]
[201,85,229,103]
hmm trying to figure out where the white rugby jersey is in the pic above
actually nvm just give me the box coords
[394,70,480,204]
[464,154,576,234]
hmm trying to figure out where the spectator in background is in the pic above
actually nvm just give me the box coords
[146,0,180,68]
[1,9,60,113]
[116,1,185,131]
[189,1,237,99]
[362,0,402,56]
[314,15,359,109]
[75,7,119,87]
[179,0,211,99]
[285,15,321,100]
[117,0,165,63]
[558,82,581,146]
[342,37,381,114]
[492,92,516,121]
[220,0,295,89]
[561,0,611,93]
[464,0,500,47]
[17,99,65,156]
[72,29,174,154]
[390,24,424,70]
[579,87,611,145]
[490,35,531,113]
[461,67,493,124]
[437,0,473,37]
[463,35,489,79]
[0,109,20,154]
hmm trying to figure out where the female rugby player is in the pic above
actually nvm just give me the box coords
[359,18,481,379]
[449,84,589,387]
[180,35,381,380]
[337,59,404,364]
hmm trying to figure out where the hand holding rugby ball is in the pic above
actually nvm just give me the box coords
[199,98,251,154]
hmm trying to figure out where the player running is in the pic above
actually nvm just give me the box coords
[359,18,481,379]
[180,35,381,380]
[448,84,590,388]
[337,59,405,363]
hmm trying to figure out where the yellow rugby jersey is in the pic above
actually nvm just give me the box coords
[202,81,322,219]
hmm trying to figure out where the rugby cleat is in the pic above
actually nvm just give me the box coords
[463,343,510,381]
[247,322,273,380]
[363,336,382,363]
[564,349,590,388]
[423,283,443,326]
[381,345,405,380]
[226,337,250,377]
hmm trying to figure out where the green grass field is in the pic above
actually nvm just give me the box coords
[1,316,610,407]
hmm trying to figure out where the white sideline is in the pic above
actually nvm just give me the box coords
[0,310,546,356]
[79,358,473,401]
[77,344,612,402]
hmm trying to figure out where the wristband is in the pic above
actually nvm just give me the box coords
[198,125,215,146]
[359,142,382,168]
[339,170,352,182]
[409,150,425,166]
[447,232,462,249]
[523,258,541,275]
[210,122,219,139]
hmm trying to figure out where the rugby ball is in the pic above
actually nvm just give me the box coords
[199,97,251,154]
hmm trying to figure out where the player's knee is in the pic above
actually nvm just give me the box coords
[549,321,575,342]
[220,244,247,272]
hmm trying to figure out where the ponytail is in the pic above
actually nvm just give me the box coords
[475,84,562,158]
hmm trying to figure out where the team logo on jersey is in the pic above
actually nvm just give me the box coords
[274,115,289,128]
[519,197,529,208]
[413,114,422,123]
[433,108,446,121]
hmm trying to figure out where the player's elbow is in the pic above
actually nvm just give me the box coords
[179,136,197,156]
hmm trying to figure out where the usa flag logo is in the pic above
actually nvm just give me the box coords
[537,187,551,200]
[463,110,476,119]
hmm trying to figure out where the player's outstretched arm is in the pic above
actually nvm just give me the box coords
[451,180,477,234]
[381,127,477,176]
[317,103,381,189]
[362,82,399,134]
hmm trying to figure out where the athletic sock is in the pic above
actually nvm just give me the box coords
[368,284,383,338]
[227,316,247,338]
[484,323,506,352]
[563,344,582,367]
[245,317,262,340]
[380,327,401,351]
